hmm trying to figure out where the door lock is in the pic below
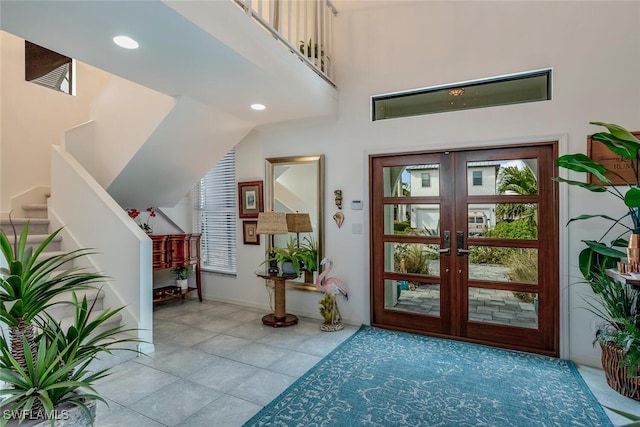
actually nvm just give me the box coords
[456,231,470,256]
[438,230,451,255]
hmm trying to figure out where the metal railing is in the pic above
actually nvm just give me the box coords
[233,0,336,86]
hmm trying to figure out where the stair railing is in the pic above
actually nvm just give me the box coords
[233,0,336,86]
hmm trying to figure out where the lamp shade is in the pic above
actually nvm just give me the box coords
[286,213,313,233]
[256,211,289,235]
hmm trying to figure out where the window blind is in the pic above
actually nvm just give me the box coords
[194,149,237,274]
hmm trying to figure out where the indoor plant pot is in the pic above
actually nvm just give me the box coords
[600,341,640,401]
[263,237,302,277]
[582,267,640,401]
[298,237,318,284]
[171,266,192,292]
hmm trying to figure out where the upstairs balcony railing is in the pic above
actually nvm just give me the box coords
[234,0,336,86]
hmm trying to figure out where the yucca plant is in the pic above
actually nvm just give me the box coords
[0,220,142,425]
[0,333,107,426]
[0,222,104,371]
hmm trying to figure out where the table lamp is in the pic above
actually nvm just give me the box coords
[286,212,313,248]
[256,211,289,274]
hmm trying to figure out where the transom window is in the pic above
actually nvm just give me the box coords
[371,68,551,121]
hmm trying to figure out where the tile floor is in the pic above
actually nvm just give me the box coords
[94,296,357,426]
[93,295,640,426]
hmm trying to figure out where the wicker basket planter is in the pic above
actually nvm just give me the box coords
[600,341,640,401]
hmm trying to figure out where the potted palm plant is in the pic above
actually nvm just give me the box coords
[0,221,142,425]
[298,237,318,284]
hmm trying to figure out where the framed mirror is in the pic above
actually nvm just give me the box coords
[266,155,324,290]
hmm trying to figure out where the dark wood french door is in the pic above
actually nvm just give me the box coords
[369,143,559,356]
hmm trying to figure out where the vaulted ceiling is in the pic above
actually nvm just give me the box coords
[0,0,338,127]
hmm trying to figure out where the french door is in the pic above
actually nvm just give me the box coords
[369,143,559,356]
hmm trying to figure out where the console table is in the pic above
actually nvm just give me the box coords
[151,234,202,303]
[256,271,298,327]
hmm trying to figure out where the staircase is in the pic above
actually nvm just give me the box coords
[0,203,139,370]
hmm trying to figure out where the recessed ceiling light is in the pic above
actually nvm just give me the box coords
[250,103,266,111]
[113,36,139,49]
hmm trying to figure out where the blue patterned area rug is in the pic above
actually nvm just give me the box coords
[245,325,612,427]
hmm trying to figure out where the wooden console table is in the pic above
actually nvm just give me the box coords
[151,234,202,303]
[256,271,298,327]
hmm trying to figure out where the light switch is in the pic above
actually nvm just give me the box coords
[352,223,363,234]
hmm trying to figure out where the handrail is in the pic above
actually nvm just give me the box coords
[232,0,336,87]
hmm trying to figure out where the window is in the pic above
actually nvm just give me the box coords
[372,68,551,121]
[194,149,237,274]
[473,171,483,186]
[421,173,431,188]
[25,41,74,95]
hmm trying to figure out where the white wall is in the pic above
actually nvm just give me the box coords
[201,1,640,368]
[0,31,111,213]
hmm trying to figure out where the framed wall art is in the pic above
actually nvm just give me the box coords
[587,132,640,185]
[242,220,260,245]
[238,180,263,218]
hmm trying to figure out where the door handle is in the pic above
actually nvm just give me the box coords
[438,230,451,255]
[456,231,470,256]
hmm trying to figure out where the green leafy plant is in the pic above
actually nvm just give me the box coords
[604,405,640,426]
[170,266,193,281]
[264,237,303,276]
[298,236,318,272]
[582,268,639,373]
[555,122,640,279]
[507,250,538,303]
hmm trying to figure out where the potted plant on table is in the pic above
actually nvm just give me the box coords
[171,266,193,292]
[266,237,302,276]
[0,221,142,425]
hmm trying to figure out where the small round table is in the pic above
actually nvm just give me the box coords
[255,271,299,327]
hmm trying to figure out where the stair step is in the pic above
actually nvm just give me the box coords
[0,218,49,235]
[4,234,62,252]
[37,250,75,271]
[23,204,48,219]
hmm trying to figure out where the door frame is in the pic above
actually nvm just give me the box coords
[368,140,565,357]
